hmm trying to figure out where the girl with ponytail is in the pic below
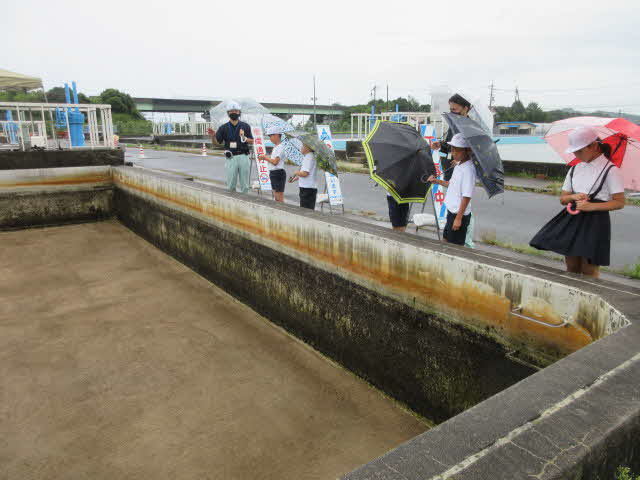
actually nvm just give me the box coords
[530,126,625,277]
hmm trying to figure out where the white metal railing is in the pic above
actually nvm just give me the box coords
[0,102,115,151]
[152,121,216,136]
[350,112,444,139]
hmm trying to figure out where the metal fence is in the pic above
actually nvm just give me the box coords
[152,121,216,136]
[0,102,115,150]
[350,112,444,139]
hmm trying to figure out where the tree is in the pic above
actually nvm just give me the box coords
[97,88,143,119]
[493,106,512,123]
[45,86,91,104]
[525,102,545,123]
[510,100,526,120]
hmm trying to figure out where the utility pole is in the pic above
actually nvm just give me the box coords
[312,75,317,128]
[489,81,495,109]
[386,84,389,112]
[371,85,377,104]
[514,86,520,103]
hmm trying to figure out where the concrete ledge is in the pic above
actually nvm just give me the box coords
[0,148,123,170]
[344,323,640,479]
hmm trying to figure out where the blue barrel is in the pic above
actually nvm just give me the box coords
[68,110,85,146]
[5,111,18,144]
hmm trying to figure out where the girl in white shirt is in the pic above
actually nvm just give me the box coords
[530,126,625,277]
[258,128,288,203]
[428,133,476,245]
[294,145,318,210]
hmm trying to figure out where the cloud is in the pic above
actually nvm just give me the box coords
[4,0,639,113]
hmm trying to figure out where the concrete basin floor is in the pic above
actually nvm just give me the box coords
[0,220,428,480]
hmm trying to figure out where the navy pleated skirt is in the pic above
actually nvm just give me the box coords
[530,200,611,266]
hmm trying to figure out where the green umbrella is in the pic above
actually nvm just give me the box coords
[284,131,338,176]
[363,120,436,203]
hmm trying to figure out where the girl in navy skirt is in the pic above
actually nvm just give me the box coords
[530,126,625,278]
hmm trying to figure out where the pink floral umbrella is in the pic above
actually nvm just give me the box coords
[545,116,640,191]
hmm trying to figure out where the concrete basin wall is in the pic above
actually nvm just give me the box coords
[111,167,631,417]
[0,166,114,229]
[0,147,124,170]
[112,167,627,360]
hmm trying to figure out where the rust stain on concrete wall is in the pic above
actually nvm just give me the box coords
[0,175,111,188]
[114,170,610,362]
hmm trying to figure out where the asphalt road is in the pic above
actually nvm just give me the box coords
[125,148,640,269]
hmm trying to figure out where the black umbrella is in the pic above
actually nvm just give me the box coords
[363,121,436,203]
[442,112,504,198]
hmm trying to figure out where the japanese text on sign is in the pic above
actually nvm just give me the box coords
[316,125,344,206]
[251,127,272,192]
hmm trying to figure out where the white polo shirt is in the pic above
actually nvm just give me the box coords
[298,153,318,189]
[444,160,476,214]
[268,143,286,171]
[562,155,624,201]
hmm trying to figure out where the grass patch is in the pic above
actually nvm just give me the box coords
[479,230,563,261]
[338,161,369,174]
[480,231,639,281]
[508,170,565,182]
[616,466,640,480]
[620,260,640,280]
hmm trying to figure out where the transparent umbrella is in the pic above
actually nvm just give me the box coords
[209,98,271,129]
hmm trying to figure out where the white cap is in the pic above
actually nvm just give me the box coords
[264,125,283,135]
[226,101,242,112]
[565,126,598,153]
[448,133,469,148]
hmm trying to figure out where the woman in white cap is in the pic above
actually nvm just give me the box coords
[428,133,476,245]
[258,125,288,202]
[530,126,625,277]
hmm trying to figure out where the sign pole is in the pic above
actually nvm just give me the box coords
[430,187,442,240]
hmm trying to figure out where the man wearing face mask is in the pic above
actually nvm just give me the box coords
[209,101,254,193]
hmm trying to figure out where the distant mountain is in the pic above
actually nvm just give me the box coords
[560,108,640,124]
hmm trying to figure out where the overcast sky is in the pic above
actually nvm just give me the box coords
[5,0,640,113]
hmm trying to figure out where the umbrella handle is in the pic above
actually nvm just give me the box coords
[566,201,580,215]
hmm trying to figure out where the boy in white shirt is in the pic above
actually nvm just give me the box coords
[294,144,318,209]
[428,133,476,245]
[258,128,288,203]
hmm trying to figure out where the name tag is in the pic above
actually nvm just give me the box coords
[230,142,237,149]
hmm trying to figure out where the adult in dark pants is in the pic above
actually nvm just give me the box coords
[294,144,318,209]
[209,101,254,193]
[386,195,410,232]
